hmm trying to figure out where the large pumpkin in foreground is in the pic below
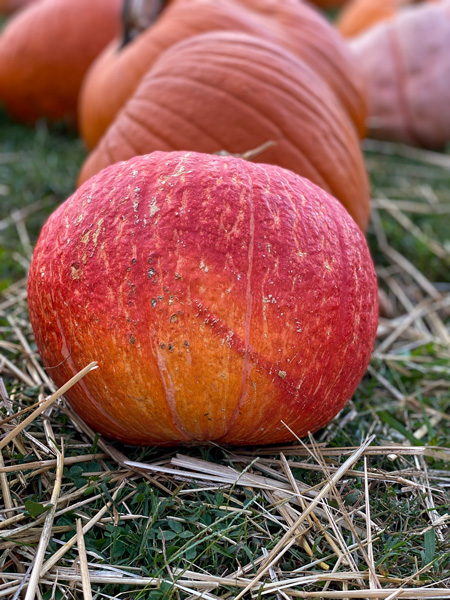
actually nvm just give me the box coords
[28,152,378,446]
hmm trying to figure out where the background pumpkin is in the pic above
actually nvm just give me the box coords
[78,0,367,150]
[0,0,122,124]
[78,31,370,232]
[0,0,38,14]
[307,0,349,7]
[28,151,379,446]
[336,0,436,38]
[350,1,450,149]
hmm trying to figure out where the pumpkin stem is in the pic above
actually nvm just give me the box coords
[121,0,169,48]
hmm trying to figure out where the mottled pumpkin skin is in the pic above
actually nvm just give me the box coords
[350,1,450,149]
[78,32,370,232]
[0,0,121,123]
[28,151,378,446]
[79,0,367,150]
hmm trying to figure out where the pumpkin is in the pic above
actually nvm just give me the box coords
[28,151,379,446]
[78,32,370,231]
[0,0,38,14]
[337,0,436,38]
[0,0,122,124]
[78,32,369,229]
[78,0,367,150]
[350,1,450,149]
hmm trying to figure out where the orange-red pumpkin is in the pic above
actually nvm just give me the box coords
[28,151,379,446]
[0,0,121,124]
[79,0,367,150]
[78,32,370,231]
[350,1,450,149]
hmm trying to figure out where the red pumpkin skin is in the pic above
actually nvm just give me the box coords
[28,151,378,446]
[0,0,122,123]
[79,0,367,150]
[78,32,370,232]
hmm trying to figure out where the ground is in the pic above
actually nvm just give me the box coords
[0,110,449,599]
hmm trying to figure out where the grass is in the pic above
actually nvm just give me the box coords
[0,109,449,599]
[0,109,85,288]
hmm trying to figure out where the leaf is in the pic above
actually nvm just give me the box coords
[424,529,436,566]
[25,499,51,519]
[377,411,426,446]
[87,461,101,472]
[168,519,182,533]
[178,530,194,539]
[73,477,88,489]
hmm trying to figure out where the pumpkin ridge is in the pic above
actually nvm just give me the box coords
[154,50,346,131]
[98,121,143,170]
[153,341,196,441]
[118,107,175,152]
[31,222,142,440]
[387,23,422,146]
[127,94,226,149]
[220,171,256,438]
[329,213,377,404]
[114,113,152,154]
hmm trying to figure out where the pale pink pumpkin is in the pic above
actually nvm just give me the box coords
[28,151,378,446]
[350,1,450,148]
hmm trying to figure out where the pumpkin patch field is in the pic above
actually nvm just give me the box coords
[0,1,450,598]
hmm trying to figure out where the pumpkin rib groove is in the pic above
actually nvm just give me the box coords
[328,213,374,405]
[107,117,148,159]
[102,135,121,169]
[41,238,137,439]
[153,343,197,442]
[221,169,256,439]
[117,110,174,153]
[153,50,345,134]
[127,95,227,150]
[196,36,365,129]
